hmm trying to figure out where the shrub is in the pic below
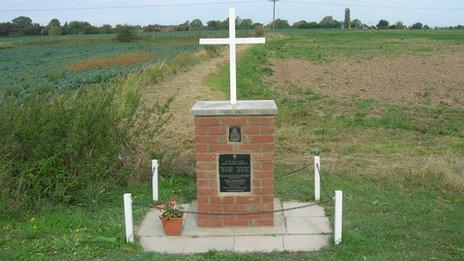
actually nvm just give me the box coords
[0,83,139,213]
[116,25,137,42]
[254,26,265,37]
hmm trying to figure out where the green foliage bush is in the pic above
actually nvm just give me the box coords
[0,83,139,213]
[0,51,203,215]
[115,25,137,42]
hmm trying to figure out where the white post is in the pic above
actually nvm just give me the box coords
[334,190,343,245]
[151,159,159,202]
[123,193,134,243]
[314,156,320,201]
[229,7,237,105]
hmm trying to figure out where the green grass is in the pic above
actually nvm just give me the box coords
[1,30,464,259]
[204,30,464,258]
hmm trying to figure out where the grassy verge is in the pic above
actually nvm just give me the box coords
[0,50,211,259]
[204,31,464,259]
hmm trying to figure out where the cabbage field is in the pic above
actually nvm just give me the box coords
[0,32,212,95]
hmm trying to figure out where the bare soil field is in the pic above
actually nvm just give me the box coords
[272,52,464,107]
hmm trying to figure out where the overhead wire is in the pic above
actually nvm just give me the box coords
[0,0,264,13]
[285,0,464,11]
[2,0,464,13]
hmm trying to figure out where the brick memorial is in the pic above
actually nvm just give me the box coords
[138,8,334,251]
[189,8,278,227]
[190,101,277,227]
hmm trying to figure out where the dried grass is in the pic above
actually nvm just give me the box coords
[68,52,154,72]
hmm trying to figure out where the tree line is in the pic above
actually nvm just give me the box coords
[1,14,463,36]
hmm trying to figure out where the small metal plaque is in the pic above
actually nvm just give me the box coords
[229,126,241,142]
[218,154,251,193]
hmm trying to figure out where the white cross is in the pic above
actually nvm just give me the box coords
[199,8,265,105]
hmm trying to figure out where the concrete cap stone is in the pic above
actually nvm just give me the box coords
[190,100,278,116]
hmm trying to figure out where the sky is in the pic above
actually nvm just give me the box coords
[1,0,463,27]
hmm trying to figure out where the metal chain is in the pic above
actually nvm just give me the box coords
[182,202,317,216]
[276,163,313,178]
[317,163,333,201]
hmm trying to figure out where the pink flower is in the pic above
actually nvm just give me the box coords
[155,204,164,210]
[169,200,177,207]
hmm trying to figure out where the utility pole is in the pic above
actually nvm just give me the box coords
[269,0,279,33]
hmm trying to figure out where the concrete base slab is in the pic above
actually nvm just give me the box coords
[137,199,332,253]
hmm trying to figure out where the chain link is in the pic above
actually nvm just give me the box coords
[182,202,317,216]
[276,163,313,178]
[152,159,333,215]
[317,163,333,201]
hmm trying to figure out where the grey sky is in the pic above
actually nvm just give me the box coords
[1,0,463,27]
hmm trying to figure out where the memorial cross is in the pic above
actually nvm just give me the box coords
[199,8,265,105]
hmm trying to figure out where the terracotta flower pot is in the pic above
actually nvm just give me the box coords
[160,217,183,236]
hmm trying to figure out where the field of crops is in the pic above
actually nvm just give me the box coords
[0,32,226,95]
[0,30,260,96]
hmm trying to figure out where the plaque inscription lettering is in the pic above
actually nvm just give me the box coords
[218,154,251,192]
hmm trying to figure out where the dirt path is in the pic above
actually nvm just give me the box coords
[134,48,247,172]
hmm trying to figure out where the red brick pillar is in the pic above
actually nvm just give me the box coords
[190,101,277,227]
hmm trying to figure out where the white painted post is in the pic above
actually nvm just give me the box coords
[151,159,159,202]
[334,190,343,245]
[314,156,321,201]
[123,193,134,243]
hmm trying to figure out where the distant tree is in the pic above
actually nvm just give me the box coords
[67,21,81,34]
[143,24,164,32]
[115,24,137,42]
[376,19,389,29]
[175,20,190,31]
[320,16,341,29]
[390,21,406,30]
[46,18,62,35]
[251,22,264,29]
[206,20,220,30]
[48,25,62,35]
[12,16,32,28]
[411,22,423,30]
[307,21,321,29]
[292,20,308,29]
[82,25,97,34]
[22,23,42,35]
[190,19,203,31]
[11,16,33,34]
[271,19,290,29]
[423,25,430,30]
[0,22,13,36]
[219,18,229,30]
[48,18,61,27]
[350,19,362,29]
[99,24,113,34]
[239,18,253,30]
[66,21,91,34]
[61,22,69,34]
[344,8,351,29]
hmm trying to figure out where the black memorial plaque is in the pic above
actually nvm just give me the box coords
[218,154,251,193]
